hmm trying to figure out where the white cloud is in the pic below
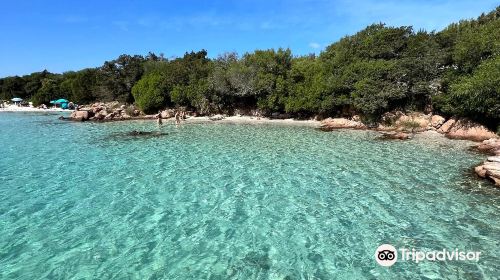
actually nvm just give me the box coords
[309,42,321,49]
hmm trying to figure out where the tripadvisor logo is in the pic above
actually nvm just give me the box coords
[375,244,481,267]
[375,244,398,267]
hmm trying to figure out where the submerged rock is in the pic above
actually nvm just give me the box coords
[127,130,168,137]
[319,118,366,131]
[129,130,148,136]
[379,131,412,140]
[104,130,169,141]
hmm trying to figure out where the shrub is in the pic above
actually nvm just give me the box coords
[400,120,421,132]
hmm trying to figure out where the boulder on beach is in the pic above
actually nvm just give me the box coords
[443,119,497,141]
[104,113,115,120]
[404,113,430,129]
[160,109,175,119]
[475,138,500,155]
[320,118,366,131]
[380,111,431,132]
[431,115,446,129]
[475,158,500,187]
[475,165,487,178]
[93,112,105,120]
[381,111,405,125]
[438,118,456,133]
[487,156,500,163]
[70,110,91,121]
[209,114,225,121]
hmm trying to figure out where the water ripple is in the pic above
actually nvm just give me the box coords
[0,113,499,279]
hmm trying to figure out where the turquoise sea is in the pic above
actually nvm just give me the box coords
[0,112,499,279]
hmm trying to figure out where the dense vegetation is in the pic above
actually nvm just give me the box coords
[1,7,498,129]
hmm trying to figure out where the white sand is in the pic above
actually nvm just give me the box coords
[0,105,72,112]
[180,115,321,127]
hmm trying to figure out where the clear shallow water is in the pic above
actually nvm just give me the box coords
[0,112,499,279]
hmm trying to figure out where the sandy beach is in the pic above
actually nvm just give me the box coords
[180,115,321,127]
[0,105,73,113]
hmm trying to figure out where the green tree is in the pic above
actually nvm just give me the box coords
[285,56,328,115]
[242,48,292,112]
[1,76,26,100]
[68,69,98,104]
[32,78,62,106]
[131,73,167,113]
[435,55,500,126]
[97,54,145,102]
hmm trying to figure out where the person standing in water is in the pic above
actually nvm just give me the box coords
[174,111,180,126]
[157,112,163,126]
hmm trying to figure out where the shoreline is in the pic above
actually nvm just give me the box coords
[178,115,320,126]
[3,109,498,187]
[0,106,72,113]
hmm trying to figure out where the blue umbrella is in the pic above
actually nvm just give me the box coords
[11,98,23,102]
[54,99,69,104]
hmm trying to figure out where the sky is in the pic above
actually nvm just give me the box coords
[0,0,498,77]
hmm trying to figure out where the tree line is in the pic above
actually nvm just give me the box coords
[1,7,498,130]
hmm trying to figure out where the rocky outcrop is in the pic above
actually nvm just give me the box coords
[475,138,500,155]
[474,138,500,187]
[380,111,432,132]
[380,111,406,125]
[376,112,497,142]
[72,102,140,122]
[443,119,497,141]
[430,115,446,129]
[70,110,92,121]
[209,114,225,121]
[438,118,456,133]
[160,109,175,119]
[320,118,366,131]
[475,156,500,187]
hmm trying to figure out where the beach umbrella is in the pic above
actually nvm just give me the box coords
[54,99,69,104]
[11,98,23,102]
